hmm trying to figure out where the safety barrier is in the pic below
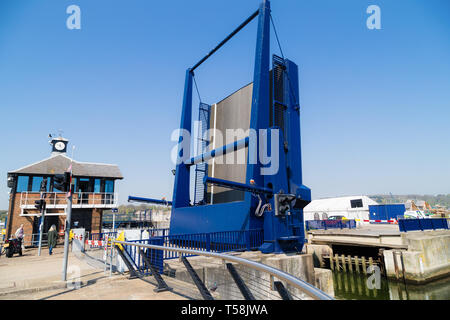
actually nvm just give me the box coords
[398,218,449,232]
[146,228,169,237]
[366,219,398,224]
[112,239,333,300]
[89,232,117,241]
[86,232,117,248]
[27,233,48,247]
[123,229,264,274]
[305,220,356,231]
[86,229,169,248]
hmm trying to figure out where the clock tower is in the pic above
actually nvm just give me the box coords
[50,136,69,156]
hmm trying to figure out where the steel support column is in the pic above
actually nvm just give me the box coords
[171,70,193,209]
[226,263,255,300]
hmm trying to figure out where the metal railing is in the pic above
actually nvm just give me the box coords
[305,219,356,231]
[125,229,264,262]
[86,231,117,249]
[112,239,333,300]
[20,233,50,247]
[398,218,449,232]
[89,231,118,241]
[20,192,118,209]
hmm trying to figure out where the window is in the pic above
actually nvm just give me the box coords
[16,176,29,192]
[105,180,114,193]
[314,212,320,220]
[31,177,45,192]
[53,179,64,192]
[72,177,77,193]
[350,199,363,208]
[78,178,90,193]
[322,213,328,220]
[94,179,101,193]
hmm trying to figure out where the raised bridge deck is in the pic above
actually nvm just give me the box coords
[307,224,408,249]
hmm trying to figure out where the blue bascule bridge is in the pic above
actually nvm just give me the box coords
[129,0,311,254]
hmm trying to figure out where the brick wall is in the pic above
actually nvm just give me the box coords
[91,208,103,234]
[6,192,103,246]
[7,193,38,245]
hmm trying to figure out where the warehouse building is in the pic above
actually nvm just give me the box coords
[303,195,378,224]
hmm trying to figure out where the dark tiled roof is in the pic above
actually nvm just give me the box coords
[9,154,123,179]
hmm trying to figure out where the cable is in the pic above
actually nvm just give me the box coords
[239,274,282,300]
[270,13,300,109]
[236,266,306,300]
[232,267,282,299]
[193,75,202,103]
[270,14,285,61]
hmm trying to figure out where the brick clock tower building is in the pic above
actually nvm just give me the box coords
[6,137,123,245]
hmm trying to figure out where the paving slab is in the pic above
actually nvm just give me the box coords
[0,246,188,300]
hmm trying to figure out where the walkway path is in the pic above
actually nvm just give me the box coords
[0,246,186,300]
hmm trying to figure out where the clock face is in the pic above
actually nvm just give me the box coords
[55,142,66,151]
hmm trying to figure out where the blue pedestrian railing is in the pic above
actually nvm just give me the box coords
[145,228,169,237]
[398,218,449,232]
[305,220,356,231]
[122,229,264,275]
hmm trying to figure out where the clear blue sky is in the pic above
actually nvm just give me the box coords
[0,0,449,210]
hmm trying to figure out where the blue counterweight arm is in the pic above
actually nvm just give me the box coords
[128,196,172,206]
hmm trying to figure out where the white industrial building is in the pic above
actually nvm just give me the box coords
[303,196,378,224]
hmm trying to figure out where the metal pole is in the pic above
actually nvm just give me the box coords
[62,145,75,282]
[62,193,72,281]
[191,9,259,72]
[37,192,45,256]
[112,211,116,233]
[109,236,113,277]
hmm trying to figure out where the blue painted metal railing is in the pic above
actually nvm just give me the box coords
[123,229,264,275]
[305,220,356,231]
[398,218,449,232]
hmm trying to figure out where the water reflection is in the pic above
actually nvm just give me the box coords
[332,271,450,300]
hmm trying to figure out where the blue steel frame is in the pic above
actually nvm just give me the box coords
[169,0,311,253]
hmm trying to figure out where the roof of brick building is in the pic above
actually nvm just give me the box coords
[8,154,123,179]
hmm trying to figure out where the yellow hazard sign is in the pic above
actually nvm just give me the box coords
[69,229,74,241]
[1,229,5,235]
[115,231,125,251]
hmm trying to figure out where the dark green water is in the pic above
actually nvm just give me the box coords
[332,271,450,300]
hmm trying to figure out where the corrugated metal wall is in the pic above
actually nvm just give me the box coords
[206,83,253,204]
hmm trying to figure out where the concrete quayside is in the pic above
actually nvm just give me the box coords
[305,224,450,284]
